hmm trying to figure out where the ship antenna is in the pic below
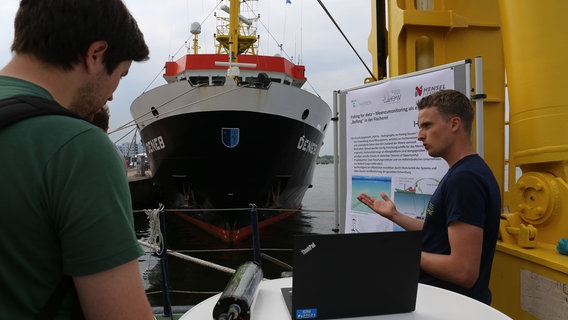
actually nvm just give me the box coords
[190,22,201,54]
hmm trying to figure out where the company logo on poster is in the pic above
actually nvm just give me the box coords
[415,84,448,97]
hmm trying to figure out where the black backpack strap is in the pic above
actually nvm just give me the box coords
[37,276,73,320]
[0,96,85,318]
[36,275,85,320]
[0,95,82,130]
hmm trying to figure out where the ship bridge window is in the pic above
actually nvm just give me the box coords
[246,77,257,84]
[212,76,226,86]
[236,76,249,86]
[301,109,309,120]
[283,79,291,85]
[270,78,281,83]
[189,76,209,86]
[246,77,264,88]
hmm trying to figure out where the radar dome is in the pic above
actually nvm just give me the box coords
[190,22,201,35]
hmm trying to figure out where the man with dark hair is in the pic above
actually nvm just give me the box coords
[358,89,501,304]
[0,0,153,318]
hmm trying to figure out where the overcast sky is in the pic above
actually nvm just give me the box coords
[0,0,374,155]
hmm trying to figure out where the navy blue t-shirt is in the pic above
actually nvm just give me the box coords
[420,154,501,304]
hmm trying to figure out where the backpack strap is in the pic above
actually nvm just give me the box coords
[36,276,72,320]
[36,275,85,320]
[0,95,82,130]
[0,95,85,318]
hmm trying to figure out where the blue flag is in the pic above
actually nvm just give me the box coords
[286,0,291,4]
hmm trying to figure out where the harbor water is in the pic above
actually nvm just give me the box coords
[135,163,337,308]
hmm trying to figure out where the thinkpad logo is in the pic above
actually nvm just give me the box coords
[301,242,316,255]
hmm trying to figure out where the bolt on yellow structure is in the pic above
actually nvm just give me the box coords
[369,0,568,318]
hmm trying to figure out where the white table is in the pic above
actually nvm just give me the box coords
[179,277,512,320]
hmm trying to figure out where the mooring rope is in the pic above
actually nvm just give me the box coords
[133,207,334,214]
[172,248,292,253]
[146,289,220,296]
[144,204,165,255]
[139,240,236,274]
[260,253,293,271]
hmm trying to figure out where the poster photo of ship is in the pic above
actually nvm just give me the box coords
[349,175,439,232]
[392,176,439,231]
[351,175,392,214]
[349,175,393,233]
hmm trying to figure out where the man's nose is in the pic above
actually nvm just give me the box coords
[417,131,424,141]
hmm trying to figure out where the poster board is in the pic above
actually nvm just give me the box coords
[336,60,472,233]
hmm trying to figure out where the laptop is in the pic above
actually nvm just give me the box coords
[282,231,422,319]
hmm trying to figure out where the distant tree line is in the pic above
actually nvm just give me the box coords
[316,155,334,164]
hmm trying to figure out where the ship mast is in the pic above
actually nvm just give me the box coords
[229,0,239,64]
[215,0,258,77]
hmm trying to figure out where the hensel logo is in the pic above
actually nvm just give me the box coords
[415,84,447,97]
[415,86,423,97]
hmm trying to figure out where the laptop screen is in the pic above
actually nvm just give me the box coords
[288,231,422,319]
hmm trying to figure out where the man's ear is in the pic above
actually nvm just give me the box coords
[450,116,462,132]
[84,40,108,73]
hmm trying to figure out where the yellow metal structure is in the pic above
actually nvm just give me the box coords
[379,0,505,193]
[493,1,568,318]
[215,0,258,57]
[369,0,568,318]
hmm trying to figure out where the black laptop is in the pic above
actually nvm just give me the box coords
[282,231,422,319]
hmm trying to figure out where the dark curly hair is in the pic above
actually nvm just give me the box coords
[11,0,149,74]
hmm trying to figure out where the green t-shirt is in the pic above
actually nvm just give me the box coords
[0,76,143,318]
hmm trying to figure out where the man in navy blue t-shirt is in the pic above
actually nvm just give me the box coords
[358,89,501,304]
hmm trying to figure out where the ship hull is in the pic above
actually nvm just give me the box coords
[132,80,331,241]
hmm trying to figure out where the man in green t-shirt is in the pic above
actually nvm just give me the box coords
[0,1,154,319]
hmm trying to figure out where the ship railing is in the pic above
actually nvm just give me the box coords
[133,207,332,213]
[136,205,330,283]
[137,204,336,318]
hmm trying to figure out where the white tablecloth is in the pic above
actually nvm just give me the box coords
[179,277,512,320]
